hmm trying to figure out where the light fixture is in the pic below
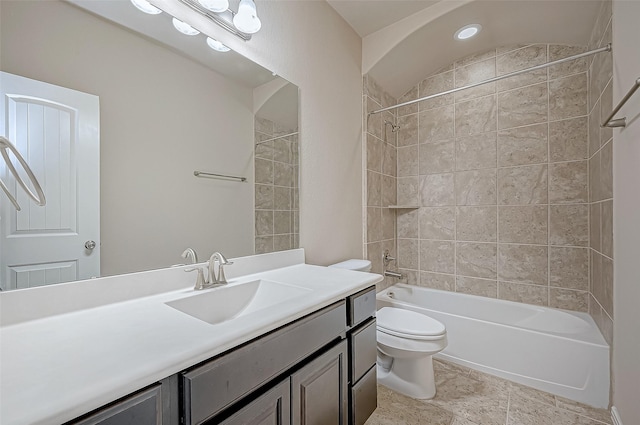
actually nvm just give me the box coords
[172,18,200,35]
[454,24,482,40]
[130,0,162,15]
[233,0,262,34]
[206,37,231,52]
[197,0,229,13]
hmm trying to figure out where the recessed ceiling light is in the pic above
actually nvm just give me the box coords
[206,37,231,52]
[172,18,200,36]
[130,0,162,15]
[454,24,482,40]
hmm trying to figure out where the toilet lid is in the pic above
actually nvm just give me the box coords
[377,307,446,337]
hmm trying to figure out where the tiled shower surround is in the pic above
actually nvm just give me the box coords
[254,117,299,254]
[365,38,613,317]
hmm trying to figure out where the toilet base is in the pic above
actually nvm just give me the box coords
[377,354,437,399]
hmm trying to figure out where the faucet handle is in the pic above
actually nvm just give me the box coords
[185,267,208,290]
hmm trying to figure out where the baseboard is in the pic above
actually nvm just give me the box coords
[611,406,623,425]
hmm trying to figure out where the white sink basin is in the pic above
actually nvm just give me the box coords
[165,279,312,325]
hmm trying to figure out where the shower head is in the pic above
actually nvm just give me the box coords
[384,120,400,132]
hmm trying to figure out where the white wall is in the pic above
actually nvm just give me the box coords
[156,0,364,266]
[612,0,640,423]
[0,1,255,275]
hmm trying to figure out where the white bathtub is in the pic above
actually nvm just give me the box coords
[377,284,610,408]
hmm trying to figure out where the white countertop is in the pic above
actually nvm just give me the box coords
[0,250,381,425]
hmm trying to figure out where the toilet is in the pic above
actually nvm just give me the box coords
[329,259,448,400]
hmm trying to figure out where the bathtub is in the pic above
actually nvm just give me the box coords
[377,284,610,408]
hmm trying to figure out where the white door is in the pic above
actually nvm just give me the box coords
[0,72,100,290]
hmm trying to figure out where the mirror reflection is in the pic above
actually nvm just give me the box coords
[0,0,299,291]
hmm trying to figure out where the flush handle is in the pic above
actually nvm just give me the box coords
[85,240,96,250]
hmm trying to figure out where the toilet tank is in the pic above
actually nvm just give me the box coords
[328,259,372,272]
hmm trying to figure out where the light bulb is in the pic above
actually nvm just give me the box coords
[130,0,162,15]
[172,18,200,36]
[198,0,229,13]
[233,0,261,34]
[206,37,231,52]
[454,24,482,40]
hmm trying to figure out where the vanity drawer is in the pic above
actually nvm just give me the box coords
[349,318,377,383]
[350,366,377,425]
[348,286,376,327]
[181,301,347,425]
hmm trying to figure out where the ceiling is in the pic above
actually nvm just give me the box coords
[327,0,604,99]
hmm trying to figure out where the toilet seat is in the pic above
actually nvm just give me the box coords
[377,307,446,340]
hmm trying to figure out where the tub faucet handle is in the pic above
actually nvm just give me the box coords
[383,249,395,265]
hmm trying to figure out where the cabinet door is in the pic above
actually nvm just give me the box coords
[291,340,348,425]
[217,379,290,425]
[70,385,161,425]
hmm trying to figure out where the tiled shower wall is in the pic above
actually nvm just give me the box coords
[254,117,299,254]
[391,43,593,312]
[363,76,398,291]
[587,0,613,346]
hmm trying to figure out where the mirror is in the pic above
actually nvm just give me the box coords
[0,0,299,291]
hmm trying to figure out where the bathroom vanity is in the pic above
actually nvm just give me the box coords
[0,249,380,425]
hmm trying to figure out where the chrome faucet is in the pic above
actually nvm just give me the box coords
[181,248,198,264]
[208,252,233,285]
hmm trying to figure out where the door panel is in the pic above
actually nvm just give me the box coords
[0,72,99,290]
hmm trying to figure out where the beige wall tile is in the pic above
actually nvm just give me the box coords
[498,244,548,285]
[496,44,547,91]
[419,207,455,240]
[367,242,383,275]
[550,247,589,290]
[549,117,588,162]
[397,85,418,116]
[455,95,497,137]
[420,272,455,291]
[497,124,548,167]
[273,234,292,252]
[588,97,601,157]
[498,83,548,129]
[420,140,455,175]
[381,208,395,241]
[600,80,613,145]
[498,164,548,204]
[255,210,274,236]
[274,162,294,187]
[382,142,397,175]
[420,105,455,143]
[549,73,588,121]
[398,238,419,270]
[455,169,497,205]
[496,44,531,55]
[255,236,274,254]
[366,170,381,206]
[601,200,613,258]
[600,140,613,199]
[548,45,588,79]
[549,161,588,203]
[455,48,496,68]
[455,58,496,102]
[397,176,419,206]
[397,145,419,177]
[381,175,397,207]
[255,184,274,210]
[549,288,589,312]
[456,132,497,171]
[590,249,601,295]
[589,150,601,202]
[419,70,454,111]
[397,113,418,147]
[255,158,274,185]
[601,256,614,317]
[456,276,498,298]
[274,187,291,210]
[366,97,383,139]
[498,281,548,306]
[498,205,548,244]
[420,173,455,206]
[397,209,418,239]
[549,204,589,246]
[274,210,291,235]
[456,206,497,242]
[590,202,601,251]
[273,139,292,163]
[456,242,497,279]
[420,240,455,273]
[397,268,418,285]
[255,138,273,160]
[366,207,382,243]
[366,133,383,172]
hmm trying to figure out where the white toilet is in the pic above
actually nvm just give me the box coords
[328,259,448,400]
[376,307,447,399]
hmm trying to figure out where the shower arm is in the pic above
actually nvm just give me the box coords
[369,44,612,116]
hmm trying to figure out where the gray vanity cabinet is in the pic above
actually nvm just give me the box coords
[68,385,162,425]
[218,379,290,425]
[291,341,348,425]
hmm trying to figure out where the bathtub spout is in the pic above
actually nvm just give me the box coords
[384,270,404,279]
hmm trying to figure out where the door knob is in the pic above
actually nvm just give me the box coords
[85,240,96,250]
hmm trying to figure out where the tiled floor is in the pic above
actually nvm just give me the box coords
[365,359,612,425]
